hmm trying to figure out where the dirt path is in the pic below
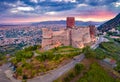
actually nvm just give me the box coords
[0,64,12,82]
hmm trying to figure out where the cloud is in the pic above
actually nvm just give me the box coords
[17,7,34,11]
[77,3,88,7]
[51,0,76,3]
[10,6,34,14]
[0,0,120,24]
[114,2,120,7]
[30,0,39,3]
[85,0,118,6]
[3,2,16,7]
[45,11,57,15]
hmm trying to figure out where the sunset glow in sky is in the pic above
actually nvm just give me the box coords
[0,0,120,24]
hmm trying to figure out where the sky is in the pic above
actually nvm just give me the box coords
[0,0,120,24]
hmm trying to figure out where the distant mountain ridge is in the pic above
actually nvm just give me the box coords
[0,20,102,27]
[32,20,101,26]
[98,13,120,32]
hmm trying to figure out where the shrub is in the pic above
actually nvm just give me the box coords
[63,77,70,82]
[74,63,84,75]
[68,72,75,78]
[114,63,120,71]
[23,75,27,80]
[83,46,96,58]
[16,67,22,76]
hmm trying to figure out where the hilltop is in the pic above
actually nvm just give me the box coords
[98,13,120,32]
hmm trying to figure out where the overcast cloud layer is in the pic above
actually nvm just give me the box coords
[0,0,120,24]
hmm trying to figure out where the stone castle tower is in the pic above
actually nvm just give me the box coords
[42,17,96,50]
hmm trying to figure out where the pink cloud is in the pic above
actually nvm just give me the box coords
[0,10,116,24]
[75,10,116,22]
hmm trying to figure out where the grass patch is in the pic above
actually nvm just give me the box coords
[95,47,109,59]
[98,42,120,61]
[99,42,120,53]
[77,63,120,82]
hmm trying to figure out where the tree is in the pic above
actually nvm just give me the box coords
[82,46,96,58]
[16,67,22,76]
[114,63,120,71]
[74,63,84,75]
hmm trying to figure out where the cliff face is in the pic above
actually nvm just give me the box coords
[98,13,120,32]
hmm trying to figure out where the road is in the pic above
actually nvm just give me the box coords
[32,36,109,82]
[91,35,109,49]
[0,64,12,82]
[1,36,108,82]
[27,54,85,82]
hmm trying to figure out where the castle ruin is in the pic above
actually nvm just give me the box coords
[42,17,96,50]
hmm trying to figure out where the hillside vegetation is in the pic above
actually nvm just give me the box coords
[95,42,120,60]
[54,58,120,82]
[10,46,82,79]
[77,63,120,82]
[95,41,120,72]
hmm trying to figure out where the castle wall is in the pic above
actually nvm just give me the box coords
[42,28,53,48]
[52,30,70,46]
[42,28,52,39]
[42,26,94,49]
[61,30,70,46]
[42,39,52,48]
[71,27,91,48]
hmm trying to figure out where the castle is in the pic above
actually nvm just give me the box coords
[42,17,96,50]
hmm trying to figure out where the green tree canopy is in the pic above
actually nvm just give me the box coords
[82,46,96,58]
